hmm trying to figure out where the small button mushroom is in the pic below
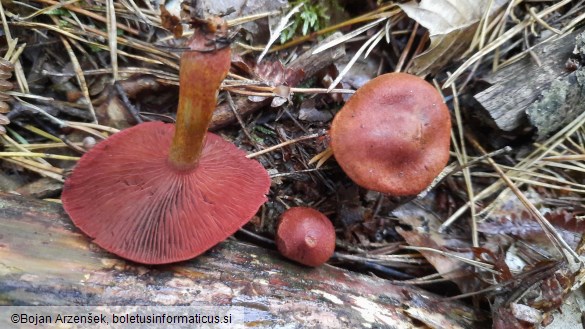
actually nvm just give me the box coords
[330,72,451,196]
[276,207,335,267]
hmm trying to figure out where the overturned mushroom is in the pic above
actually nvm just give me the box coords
[330,72,451,196]
[61,20,271,265]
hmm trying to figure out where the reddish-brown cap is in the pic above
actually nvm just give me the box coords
[62,121,271,264]
[275,207,335,267]
[330,72,451,196]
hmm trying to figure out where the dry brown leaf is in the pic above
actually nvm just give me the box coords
[398,0,508,76]
[160,5,183,38]
[492,261,575,329]
[479,189,583,254]
[393,203,475,292]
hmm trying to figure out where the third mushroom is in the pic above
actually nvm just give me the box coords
[276,207,336,267]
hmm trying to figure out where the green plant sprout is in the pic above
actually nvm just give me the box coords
[280,0,331,44]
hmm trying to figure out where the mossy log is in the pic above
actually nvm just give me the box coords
[0,193,478,328]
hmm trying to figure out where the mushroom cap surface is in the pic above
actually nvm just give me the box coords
[62,121,271,264]
[275,207,335,267]
[330,72,451,196]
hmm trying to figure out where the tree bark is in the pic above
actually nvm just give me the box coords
[0,193,479,328]
[474,28,585,138]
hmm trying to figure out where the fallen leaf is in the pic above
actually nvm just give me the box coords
[398,0,508,75]
[233,55,304,107]
[393,202,474,291]
[473,247,513,282]
[493,307,535,329]
[528,266,573,312]
[270,96,287,107]
[479,215,582,251]
[95,94,133,129]
[492,261,574,329]
[510,303,543,324]
[254,60,304,86]
[479,189,582,254]
[404,293,478,329]
[298,99,333,122]
[16,178,63,199]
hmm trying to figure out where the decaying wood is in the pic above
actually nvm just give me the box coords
[474,28,585,137]
[209,32,346,130]
[0,193,478,328]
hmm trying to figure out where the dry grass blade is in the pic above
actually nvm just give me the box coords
[225,92,257,148]
[11,21,101,53]
[365,24,388,58]
[468,135,582,271]
[543,154,585,161]
[563,10,585,32]
[448,79,478,247]
[308,148,334,168]
[30,0,140,36]
[395,22,418,72]
[269,167,331,179]
[22,124,61,143]
[5,142,75,151]
[224,82,355,95]
[327,28,385,92]
[65,121,120,134]
[121,0,152,25]
[312,17,386,55]
[57,17,179,67]
[396,0,509,75]
[106,0,119,81]
[42,66,178,82]
[0,152,80,161]
[443,0,573,87]
[257,2,304,63]
[334,252,427,266]
[2,134,51,167]
[15,98,67,127]
[227,10,282,27]
[21,0,81,20]
[3,158,64,182]
[419,146,512,202]
[447,100,585,232]
[393,272,455,285]
[247,133,320,159]
[59,36,97,123]
[528,6,562,35]
[401,246,499,274]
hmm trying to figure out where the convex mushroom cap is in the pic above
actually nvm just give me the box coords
[275,207,335,267]
[330,72,451,196]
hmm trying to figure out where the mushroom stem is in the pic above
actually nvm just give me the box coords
[168,24,231,171]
